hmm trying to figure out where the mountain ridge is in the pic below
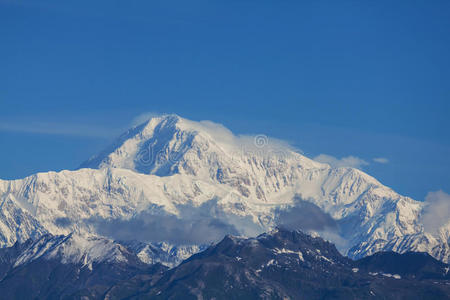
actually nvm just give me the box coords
[0,228,448,300]
[106,228,450,299]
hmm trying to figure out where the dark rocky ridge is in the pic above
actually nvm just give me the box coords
[0,229,448,299]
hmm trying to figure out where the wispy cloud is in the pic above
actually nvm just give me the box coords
[131,112,165,127]
[373,157,389,164]
[0,121,116,138]
[313,154,369,169]
[421,190,450,235]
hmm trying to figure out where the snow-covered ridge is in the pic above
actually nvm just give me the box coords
[13,233,129,269]
[9,232,204,269]
[0,114,448,265]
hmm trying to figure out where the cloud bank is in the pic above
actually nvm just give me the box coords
[275,197,337,232]
[274,195,349,251]
[421,190,450,235]
[94,212,239,245]
[91,199,262,245]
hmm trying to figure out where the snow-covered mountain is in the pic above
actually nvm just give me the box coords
[0,114,448,266]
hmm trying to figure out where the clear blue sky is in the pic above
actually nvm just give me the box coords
[1,0,449,200]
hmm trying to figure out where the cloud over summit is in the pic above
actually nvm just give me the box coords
[313,154,369,169]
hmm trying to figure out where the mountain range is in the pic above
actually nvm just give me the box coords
[0,114,448,298]
[0,228,448,299]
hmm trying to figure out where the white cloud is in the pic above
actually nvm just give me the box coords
[189,119,296,152]
[313,154,369,169]
[373,157,389,164]
[421,190,450,235]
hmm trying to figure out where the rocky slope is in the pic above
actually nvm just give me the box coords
[0,235,167,300]
[0,229,448,300]
[107,228,450,299]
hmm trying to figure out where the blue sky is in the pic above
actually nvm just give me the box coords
[0,0,449,200]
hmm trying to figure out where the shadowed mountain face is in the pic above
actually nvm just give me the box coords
[356,251,450,281]
[107,229,447,300]
[0,235,168,299]
[0,229,448,299]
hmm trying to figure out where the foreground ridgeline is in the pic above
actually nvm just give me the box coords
[0,229,448,299]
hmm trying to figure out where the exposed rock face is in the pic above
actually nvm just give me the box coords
[106,228,450,300]
[0,229,448,300]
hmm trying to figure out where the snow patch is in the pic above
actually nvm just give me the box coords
[381,273,401,279]
[273,248,305,262]
[266,259,276,267]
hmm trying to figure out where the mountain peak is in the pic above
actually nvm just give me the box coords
[80,114,322,179]
[138,113,182,131]
[79,114,202,175]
